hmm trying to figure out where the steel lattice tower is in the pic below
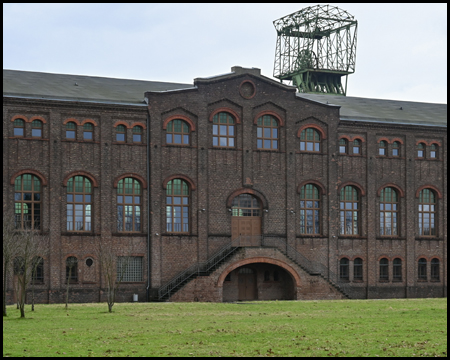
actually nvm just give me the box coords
[273,5,357,95]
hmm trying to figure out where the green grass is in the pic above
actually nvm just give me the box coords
[3,298,447,357]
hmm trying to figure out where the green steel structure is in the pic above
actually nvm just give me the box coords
[273,5,357,95]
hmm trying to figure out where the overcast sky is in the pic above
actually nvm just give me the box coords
[3,3,447,103]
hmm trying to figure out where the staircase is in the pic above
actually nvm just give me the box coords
[157,236,351,301]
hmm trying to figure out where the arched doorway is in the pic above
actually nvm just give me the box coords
[231,194,261,245]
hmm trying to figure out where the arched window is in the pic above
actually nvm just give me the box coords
[393,258,402,281]
[231,194,261,217]
[380,187,399,236]
[31,120,43,138]
[378,140,387,156]
[417,143,425,158]
[14,174,41,229]
[300,128,320,152]
[430,144,437,159]
[83,123,93,141]
[166,179,189,233]
[418,189,436,236]
[392,141,400,157]
[379,258,389,281]
[354,258,363,280]
[66,121,76,139]
[14,118,25,137]
[66,256,78,283]
[116,125,126,142]
[117,178,141,232]
[166,119,190,145]
[299,184,320,234]
[257,115,278,150]
[431,258,440,281]
[32,256,44,284]
[339,186,359,235]
[67,176,92,231]
[213,112,235,147]
[418,258,427,280]
[352,139,361,155]
[133,126,142,143]
[339,138,347,154]
[339,258,349,281]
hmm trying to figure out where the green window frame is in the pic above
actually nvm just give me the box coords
[14,174,41,229]
[166,179,189,233]
[67,176,92,231]
[117,178,141,232]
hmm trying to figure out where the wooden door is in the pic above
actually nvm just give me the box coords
[231,194,261,245]
[238,268,256,300]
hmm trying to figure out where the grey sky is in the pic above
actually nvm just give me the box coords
[3,3,447,103]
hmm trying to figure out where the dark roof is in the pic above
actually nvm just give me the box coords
[3,69,194,105]
[297,93,447,127]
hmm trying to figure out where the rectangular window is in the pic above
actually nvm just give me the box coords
[14,128,24,136]
[133,134,141,142]
[117,256,143,282]
[32,129,42,137]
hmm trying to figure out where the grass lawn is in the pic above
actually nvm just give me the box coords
[3,298,447,357]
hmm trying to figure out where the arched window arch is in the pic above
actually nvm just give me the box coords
[14,174,41,229]
[66,121,77,140]
[300,128,320,152]
[379,258,389,281]
[31,120,43,138]
[166,119,190,145]
[14,118,25,137]
[116,125,126,142]
[166,179,190,233]
[431,258,440,281]
[339,258,349,281]
[380,187,399,236]
[339,138,348,154]
[392,141,400,157]
[257,115,278,150]
[83,123,93,141]
[133,126,143,143]
[67,176,92,231]
[339,186,359,235]
[378,140,387,156]
[212,112,235,147]
[299,184,321,234]
[354,258,363,280]
[418,188,436,236]
[117,178,141,232]
[418,258,427,280]
[393,258,402,281]
[417,143,425,158]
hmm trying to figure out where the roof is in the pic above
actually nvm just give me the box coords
[3,69,194,105]
[297,93,447,127]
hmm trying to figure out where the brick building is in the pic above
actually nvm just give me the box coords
[3,66,447,303]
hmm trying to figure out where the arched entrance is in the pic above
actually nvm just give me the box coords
[231,194,261,245]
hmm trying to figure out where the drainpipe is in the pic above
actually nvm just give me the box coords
[145,109,151,302]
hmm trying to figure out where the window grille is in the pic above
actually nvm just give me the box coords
[117,257,143,282]
[380,187,399,236]
[14,174,41,229]
[300,128,320,152]
[339,186,359,235]
[257,115,278,150]
[213,112,235,147]
[166,120,190,145]
[31,120,43,137]
[300,184,320,234]
[418,189,436,236]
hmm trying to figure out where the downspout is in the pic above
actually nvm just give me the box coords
[145,103,151,302]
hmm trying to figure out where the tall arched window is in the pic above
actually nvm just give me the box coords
[339,258,349,281]
[418,258,427,280]
[67,176,92,231]
[14,174,41,229]
[379,258,389,281]
[166,179,189,233]
[83,123,93,141]
[431,258,440,281]
[393,258,402,281]
[352,139,361,155]
[133,126,142,143]
[300,128,320,152]
[380,187,399,236]
[299,184,320,234]
[117,178,141,232]
[213,112,235,147]
[166,119,190,145]
[116,125,126,142]
[257,115,278,150]
[339,186,359,235]
[66,121,76,139]
[430,144,438,159]
[32,256,44,284]
[31,120,43,138]
[354,258,363,280]
[418,189,436,236]
[378,140,387,156]
[14,118,25,137]
[392,141,400,156]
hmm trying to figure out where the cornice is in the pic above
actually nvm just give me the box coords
[339,119,447,132]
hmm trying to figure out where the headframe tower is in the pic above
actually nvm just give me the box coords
[273,5,357,95]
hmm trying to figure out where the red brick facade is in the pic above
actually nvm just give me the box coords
[3,67,447,303]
